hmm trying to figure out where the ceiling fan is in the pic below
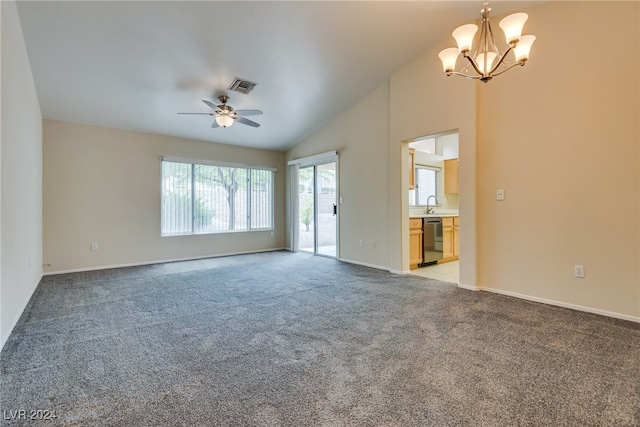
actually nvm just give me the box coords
[178,95,262,128]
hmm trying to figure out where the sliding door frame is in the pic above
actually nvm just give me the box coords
[288,151,339,258]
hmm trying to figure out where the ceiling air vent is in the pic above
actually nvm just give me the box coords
[228,77,258,95]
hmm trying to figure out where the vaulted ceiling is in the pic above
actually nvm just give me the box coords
[16,1,544,151]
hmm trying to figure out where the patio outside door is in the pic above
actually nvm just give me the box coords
[298,161,337,257]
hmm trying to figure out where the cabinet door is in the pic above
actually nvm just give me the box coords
[453,216,459,257]
[442,217,454,260]
[444,158,459,194]
[408,148,415,190]
[409,229,423,268]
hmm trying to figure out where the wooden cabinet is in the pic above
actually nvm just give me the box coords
[409,217,423,269]
[453,216,459,258]
[444,158,459,194]
[408,148,415,190]
[441,216,459,262]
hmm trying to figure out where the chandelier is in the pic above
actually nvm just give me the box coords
[438,2,536,83]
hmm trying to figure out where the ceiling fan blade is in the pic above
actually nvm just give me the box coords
[177,112,213,115]
[234,109,263,116]
[235,116,260,128]
[202,99,218,109]
[211,120,220,128]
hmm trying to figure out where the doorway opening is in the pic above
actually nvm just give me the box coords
[407,130,460,284]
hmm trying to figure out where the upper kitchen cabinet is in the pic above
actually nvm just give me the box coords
[408,148,415,190]
[444,158,459,194]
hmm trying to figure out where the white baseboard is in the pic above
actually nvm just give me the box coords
[480,286,640,324]
[389,269,412,275]
[338,257,391,273]
[37,252,640,328]
[43,248,289,276]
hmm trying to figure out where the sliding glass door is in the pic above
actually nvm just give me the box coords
[297,161,337,257]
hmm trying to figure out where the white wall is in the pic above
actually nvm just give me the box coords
[287,1,639,321]
[475,1,639,320]
[286,85,391,270]
[389,1,638,319]
[389,37,477,279]
[43,120,286,273]
[1,1,43,348]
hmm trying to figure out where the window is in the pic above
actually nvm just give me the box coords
[161,160,274,236]
[409,166,439,206]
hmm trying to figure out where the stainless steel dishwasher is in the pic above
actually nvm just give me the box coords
[422,217,443,265]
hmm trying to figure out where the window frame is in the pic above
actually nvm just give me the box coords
[161,158,275,237]
[409,165,441,207]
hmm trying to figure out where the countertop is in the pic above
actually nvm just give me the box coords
[410,213,459,218]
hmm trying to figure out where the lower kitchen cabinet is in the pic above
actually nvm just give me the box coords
[409,217,423,269]
[441,216,459,262]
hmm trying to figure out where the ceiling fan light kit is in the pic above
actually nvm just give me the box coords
[216,114,235,128]
[438,1,536,83]
[178,95,262,129]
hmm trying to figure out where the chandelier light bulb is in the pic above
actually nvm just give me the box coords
[499,12,529,45]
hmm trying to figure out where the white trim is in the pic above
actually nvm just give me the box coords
[390,269,412,275]
[287,150,337,167]
[161,156,277,172]
[480,286,640,324]
[42,248,288,276]
[338,257,390,272]
[289,164,299,252]
[458,283,480,291]
[334,156,340,260]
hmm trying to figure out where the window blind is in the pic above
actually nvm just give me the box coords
[161,160,274,236]
[409,166,439,206]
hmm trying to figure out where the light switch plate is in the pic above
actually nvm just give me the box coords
[497,189,505,201]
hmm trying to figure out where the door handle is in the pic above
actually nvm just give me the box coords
[333,203,337,216]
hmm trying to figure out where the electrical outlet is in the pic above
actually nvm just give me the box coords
[574,265,585,278]
[497,189,505,201]
[371,241,375,249]
[91,242,98,251]
[359,239,364,247]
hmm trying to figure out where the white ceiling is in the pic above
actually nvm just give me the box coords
[16,1,543,151]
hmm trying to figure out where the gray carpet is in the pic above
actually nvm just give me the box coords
[1,251,639,426]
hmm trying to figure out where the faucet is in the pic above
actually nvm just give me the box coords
[426,195,437,214]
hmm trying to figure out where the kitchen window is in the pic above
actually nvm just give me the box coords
[409,166,439,206]
[161,159,274,236]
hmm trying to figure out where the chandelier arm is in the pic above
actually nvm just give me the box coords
[490,61,524,77]
[462,54,486,78]
[448,71,483,80]
[488,46,514,75]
